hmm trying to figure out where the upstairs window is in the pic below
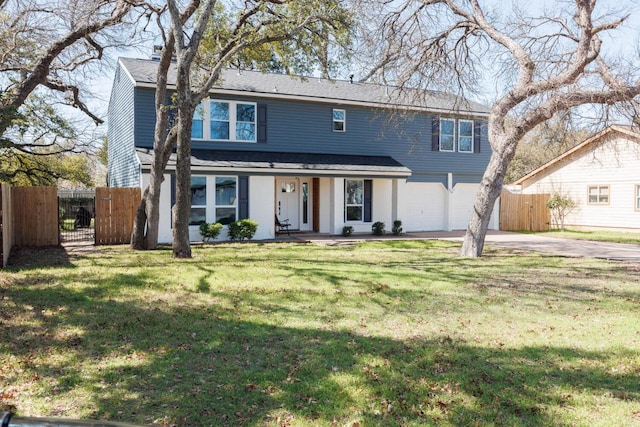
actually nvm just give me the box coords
[458,120,474,153]
[333,109,346,132]
[192,103,204,139]
[588,185,609,204]
[192,99,256,142]
[439,118,455,151]
[433,117,480,153]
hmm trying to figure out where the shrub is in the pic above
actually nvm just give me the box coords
[199,222,223,242]
[547,193,576,231]
[372,221,385,236]
[392,220,403,236]
[228,219,259,241]
[341,226,353,237]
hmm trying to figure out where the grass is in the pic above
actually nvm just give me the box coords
[1,241,639,426]
[531,229,640,245]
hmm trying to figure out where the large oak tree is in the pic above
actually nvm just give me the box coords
[0,0,143,183]
[359,0,640,256]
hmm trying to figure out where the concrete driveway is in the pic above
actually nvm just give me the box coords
[428,230,640,262]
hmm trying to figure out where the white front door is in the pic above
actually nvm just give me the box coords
[276,178,299,229]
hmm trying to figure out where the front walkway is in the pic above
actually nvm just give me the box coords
[281,230,640,262]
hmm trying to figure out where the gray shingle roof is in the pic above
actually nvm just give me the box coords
[136,148,412,178]
[119,57,490,115]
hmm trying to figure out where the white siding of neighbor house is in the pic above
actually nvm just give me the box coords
[520,133,640,231]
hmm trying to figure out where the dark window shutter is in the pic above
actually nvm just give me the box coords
[431,117,440,151]
[257,104,267,143]
[170,174,176,228]
[364,179,372,223]
[474,121,481,153]
[170,174,176,206]
[238,176,249,219]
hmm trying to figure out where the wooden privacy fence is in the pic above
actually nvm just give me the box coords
[13,186,59,247]
[499,190,551,232]
[1,183,14,267]
[95,187,141,245]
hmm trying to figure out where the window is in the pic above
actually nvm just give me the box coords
[333,109,346,132]
[215,177,237,224]
[210,101,230,140]
[458,120,474,153]
[191,99,256,142]
[439,118,455,151]
[588,185,609,204]
[635,185,640,210]
[192,102,204,139]
[345,179,363,221]
[190,176,207,225]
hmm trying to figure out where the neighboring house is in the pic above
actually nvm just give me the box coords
[514,125,640,232]
[108,57,499,243]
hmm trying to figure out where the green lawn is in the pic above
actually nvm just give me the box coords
[533,229,640,245]
[1,241,639,426]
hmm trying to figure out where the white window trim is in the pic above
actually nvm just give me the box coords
[345,179,364,222]
[635,184,640,211]
[439,118,456,152]
[587,185,610,205]
[192,99,257,143]
[333,108,346,132]
[458,119,474,153]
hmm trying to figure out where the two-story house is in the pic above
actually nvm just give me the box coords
[108,57,498,242]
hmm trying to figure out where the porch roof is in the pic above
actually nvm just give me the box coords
[136,148,412,178]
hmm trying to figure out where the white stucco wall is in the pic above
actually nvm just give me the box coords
[521,133,640,231]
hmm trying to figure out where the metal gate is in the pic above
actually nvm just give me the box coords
[58,190,95,243]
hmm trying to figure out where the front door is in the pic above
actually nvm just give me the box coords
[276,178,299,229]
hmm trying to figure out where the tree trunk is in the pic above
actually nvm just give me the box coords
[130,188,149,249]
[460,133,516,257]
[171,102,194,258]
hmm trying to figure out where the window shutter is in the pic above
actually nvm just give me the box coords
[257,104,267,143]
[238,176,249,219]
[170,174,176,228]
[364,179,372,223]
[474,121,481,153]
[170,174,176,206]
[431,117,440,151]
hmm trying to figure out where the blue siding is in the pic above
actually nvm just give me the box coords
[108,65,140,187]
[133,87,158,146]
[130,89,491,184]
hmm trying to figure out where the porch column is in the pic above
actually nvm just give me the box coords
[445,173,453,232]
